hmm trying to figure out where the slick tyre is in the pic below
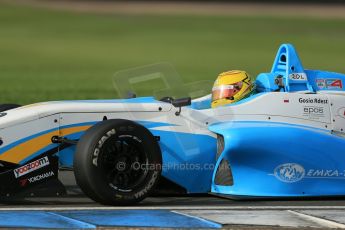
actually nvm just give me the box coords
[74,119,162,205]
[0,104,21,112]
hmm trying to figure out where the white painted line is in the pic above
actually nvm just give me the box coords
[0,206,345,211]
[171,211,222,227]
[288,210,345,229]
[47,212,96,229]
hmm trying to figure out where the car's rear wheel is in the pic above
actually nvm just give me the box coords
[74,119,162,205]
[0,104,21,112]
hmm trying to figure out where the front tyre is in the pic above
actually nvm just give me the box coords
[74,119,162,205]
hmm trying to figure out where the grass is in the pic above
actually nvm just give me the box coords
[0,3,345,104]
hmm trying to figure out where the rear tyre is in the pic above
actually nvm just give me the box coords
[0,104,21,112]
[74,119,162,205]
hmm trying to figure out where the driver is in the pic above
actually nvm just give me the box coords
[211,70,255,108]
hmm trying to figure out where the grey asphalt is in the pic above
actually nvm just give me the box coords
[1,170,345,229]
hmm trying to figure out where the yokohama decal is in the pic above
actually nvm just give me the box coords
[28,171,55,183]
[13,156,50,178]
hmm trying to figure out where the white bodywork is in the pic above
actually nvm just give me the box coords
[0,92,344,164]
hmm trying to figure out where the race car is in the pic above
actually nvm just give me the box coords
[0,43,344,205]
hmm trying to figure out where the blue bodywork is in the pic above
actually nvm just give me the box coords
[210,121,345,197]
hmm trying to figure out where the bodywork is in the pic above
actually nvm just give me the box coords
[0,44,344,198]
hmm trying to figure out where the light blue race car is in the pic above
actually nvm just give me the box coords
[0,43,344,205]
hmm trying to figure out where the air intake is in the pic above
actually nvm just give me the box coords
[215,159,233,186]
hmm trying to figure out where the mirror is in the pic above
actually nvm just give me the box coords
[172,97,191,108]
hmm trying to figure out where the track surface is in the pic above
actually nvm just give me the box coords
[1,171,345,229]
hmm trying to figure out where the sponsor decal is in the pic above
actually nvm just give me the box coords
[306,169,343,178]
[134,171,159,199]
[28,171,54,183]
[289,73,307,81]
[273,163,345,183]
[13,156,49,178]
[326,79,343,89]
[316,78,343,90]
[19,171,55,186]
[302,106,325,120]
[274,163,305,183]
[93,129,116,166]
[316,79,326,89]
[298,98,328,104]
[19,178,28,187]
[283,98,289,103]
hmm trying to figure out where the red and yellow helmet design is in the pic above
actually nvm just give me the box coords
[211,70,254,108]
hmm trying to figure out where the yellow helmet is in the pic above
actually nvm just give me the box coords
[211,70,254,108]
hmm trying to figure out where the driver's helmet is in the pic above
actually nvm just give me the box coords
[211,70,254,108]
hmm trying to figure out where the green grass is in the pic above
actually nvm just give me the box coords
[1,3,345,104]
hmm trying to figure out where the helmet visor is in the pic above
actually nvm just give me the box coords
[212,82,243,101]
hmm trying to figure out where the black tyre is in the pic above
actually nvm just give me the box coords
[0,104,21,112]
[74,119,162,205]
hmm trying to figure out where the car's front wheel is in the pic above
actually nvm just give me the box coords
[73,119,162,205]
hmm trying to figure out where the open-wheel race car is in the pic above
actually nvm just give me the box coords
[0,44,344,205]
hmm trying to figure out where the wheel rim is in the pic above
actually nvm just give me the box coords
[99,135,149,192]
